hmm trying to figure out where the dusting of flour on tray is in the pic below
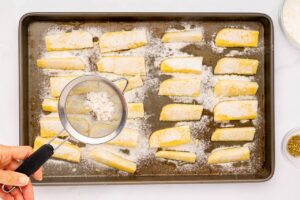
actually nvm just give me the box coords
[37,21,264,176]
[209,40,225,53]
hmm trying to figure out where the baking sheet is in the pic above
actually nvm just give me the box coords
[19,13,274,184]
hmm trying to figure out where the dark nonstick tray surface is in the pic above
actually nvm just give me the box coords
[19,12,274,184]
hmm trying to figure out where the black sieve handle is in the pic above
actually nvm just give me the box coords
[15,144,54,176]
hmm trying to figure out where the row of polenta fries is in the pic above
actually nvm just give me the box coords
[154,31,203,163]
[209,28,260,164]
[155,27,260,165]
[34,26,260,174]
[37,30,149,174]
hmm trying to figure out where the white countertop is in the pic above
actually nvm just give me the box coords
[0,0,300,199]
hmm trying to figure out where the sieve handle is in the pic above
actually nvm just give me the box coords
[112,77,129,93]
[15,130,68,177]
[1,144,54,194]
[15,144,54,176]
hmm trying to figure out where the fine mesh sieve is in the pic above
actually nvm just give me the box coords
[2,75,128,193]
[58,75,128,144]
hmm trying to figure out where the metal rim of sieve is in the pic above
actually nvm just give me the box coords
[58,75,128,144]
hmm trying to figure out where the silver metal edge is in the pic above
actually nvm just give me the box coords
[58,75,127,144]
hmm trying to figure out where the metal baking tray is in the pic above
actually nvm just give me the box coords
[19,12,274,184]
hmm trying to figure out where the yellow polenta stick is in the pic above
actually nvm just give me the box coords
[215,28,259,47]
[161,30,203,43]
[160,57,203,74]
[40,116,89,138]
[114,75,143,92]
[49,76,78,97]
[211,127,255,141]
[155,151,196,163]
[45,31,93,51]
[89,122,118,138]
[107,128,139,147]
[99,30,148,53]
[42,97,90,114]
[149,125,191,148]
[214,58,259,75]
[65,96,91,114]
[97,56,146,75]
[207,147,250,164]
[128,103,144,119]
[214,80,258,97]
[214,100,258,122]
[160,104,203,121]
[158,78,200,97]
[89,147,136,173]
[40,117,68,137]
[50,76,101,97]
[125,75,144,91]
[37,57,85,70]
[34,136,81,163]
[42,98,58,112]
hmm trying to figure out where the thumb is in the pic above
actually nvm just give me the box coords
[0,169,29,186]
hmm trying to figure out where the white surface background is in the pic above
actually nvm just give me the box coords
[0,0,300,199]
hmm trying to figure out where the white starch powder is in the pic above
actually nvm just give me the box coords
[85,92,115,121]
[282,0,300,45]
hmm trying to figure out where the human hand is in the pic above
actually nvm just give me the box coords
[0,145,43,200]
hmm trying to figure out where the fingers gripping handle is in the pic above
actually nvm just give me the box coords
[1,144,54,193]
[16,144,54,176]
